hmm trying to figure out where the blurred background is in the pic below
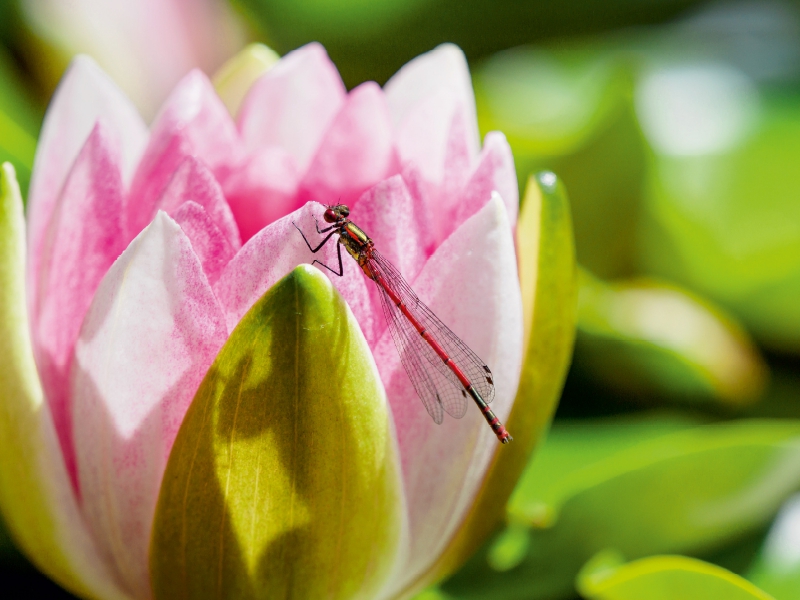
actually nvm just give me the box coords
[4,0,800,598]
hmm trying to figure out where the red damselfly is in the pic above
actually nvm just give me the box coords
[294,204,512,444]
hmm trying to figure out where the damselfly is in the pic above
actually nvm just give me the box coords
[294,205,512,444]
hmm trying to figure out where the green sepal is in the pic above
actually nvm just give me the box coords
[577,552,775,600]
[0,163,99,596]
[417,172,577,590]
[150,265,402,599]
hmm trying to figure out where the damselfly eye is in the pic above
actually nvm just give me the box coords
[323,208,337,223]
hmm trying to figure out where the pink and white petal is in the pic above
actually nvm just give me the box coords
[1,162,129,599]
[351,174,432,283]
[392,88,475,243]
[33,122,126,492]
[172,201,236,286]
[72,212,227,599]
[27,55,146,317]
[238,43,346,172]
[454,131,519,231]
[213,201,381,345]
[127,70,241,239]
[384,43,479,157]
[298,82,399,208]
[374,193,523,594]
[392,88,460,188]
[156,156,241,251]
[222,146,302,242]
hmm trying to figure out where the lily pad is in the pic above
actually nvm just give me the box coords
[474,45,645,279]
[578,552,775,600]
[639,85,800,353]
[748,494,800,599]
[575,269,768,406]
[442,414,800,600]
[150,265,403,599]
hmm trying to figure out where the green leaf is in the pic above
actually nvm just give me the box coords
[474,45,645,279]
[0,50,41,199]
[417,172,577,591]
[639,90,800,353]
[747,494,800,599]
[150,265,403,599]
[577,553,775,600]
[474,45,627,157]
[234,0,704,88]
[442,415,800,600]
[575,268,768,406]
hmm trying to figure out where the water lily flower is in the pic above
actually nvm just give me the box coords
[0,42,576,598]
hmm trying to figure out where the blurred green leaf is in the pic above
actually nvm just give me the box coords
[442,415,800,600]
[0,48,42,199]
[575,268,768,406]
[474,45,628,157]
[233,0,706,88]
[639,88,800,353]
[474,45,645,279]
[747,494,800,599]
[150,265,402,599]
[577,552,775,600]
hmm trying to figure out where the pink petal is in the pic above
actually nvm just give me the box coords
[454,131,519,230]
[27,55,146,319]
[238,43,346,173]
[72,212,228,599]
[397,89,476,244]
[384,44,482,244]
[172,201,236,286]
[298,82,399,207]
[351,174,433,283]
[384,44,480,169]
[156,156,242,251]
[384,44,478,145]
[126,70,241,240]
[32,122,127,493]
[373,194,523,594]
[222,146,303,242]
[213,201,381,345]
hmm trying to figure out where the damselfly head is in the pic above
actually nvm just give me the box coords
[324,204,350,223]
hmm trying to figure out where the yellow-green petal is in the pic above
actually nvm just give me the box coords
[0,163,123,598]
[578,552,775,600]
[150,265,403,599]
[418,172,577,588]
[213,43,280,118]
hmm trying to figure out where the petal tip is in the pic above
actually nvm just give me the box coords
[293,262,331,289]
